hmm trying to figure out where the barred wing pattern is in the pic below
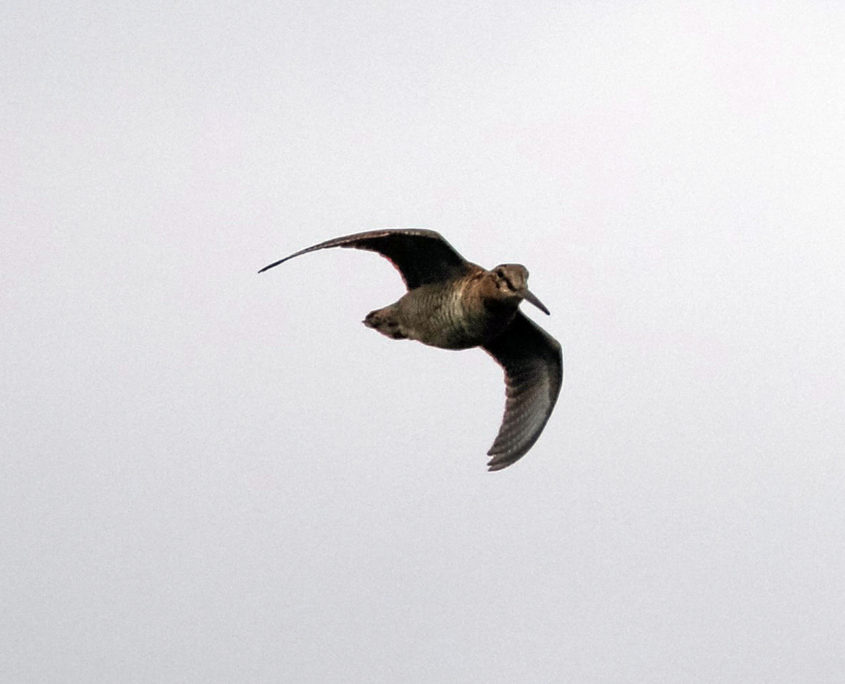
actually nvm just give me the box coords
[482,312,563,471]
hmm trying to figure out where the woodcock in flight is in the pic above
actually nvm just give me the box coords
[259,229,563,470]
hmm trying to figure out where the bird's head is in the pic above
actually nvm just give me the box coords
[489,264,550,315]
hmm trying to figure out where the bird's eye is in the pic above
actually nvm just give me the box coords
[495,268,516,292]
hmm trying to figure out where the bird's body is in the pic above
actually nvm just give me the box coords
[365,268,516,349]
[260,229,563,470]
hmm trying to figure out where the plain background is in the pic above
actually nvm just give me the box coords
[3,1,845,681]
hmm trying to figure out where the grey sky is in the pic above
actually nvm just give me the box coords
[3,1,845,681]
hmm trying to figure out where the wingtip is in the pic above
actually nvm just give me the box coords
[257,258,286,274]
[486,451,515,471]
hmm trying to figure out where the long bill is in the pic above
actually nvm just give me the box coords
[523,289,551,315]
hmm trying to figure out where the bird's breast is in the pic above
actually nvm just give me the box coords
[397,280,517,350]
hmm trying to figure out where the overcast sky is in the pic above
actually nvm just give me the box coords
[3,1,845,681]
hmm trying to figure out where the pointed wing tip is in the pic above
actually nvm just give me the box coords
[486,450,521,471]
[258,260,284,274]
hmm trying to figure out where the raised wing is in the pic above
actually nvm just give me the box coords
[259,229,471,289]
[482,312,563,471]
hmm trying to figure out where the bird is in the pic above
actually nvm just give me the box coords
[259,229,563,471]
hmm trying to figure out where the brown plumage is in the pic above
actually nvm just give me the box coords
[259,229,563,471]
